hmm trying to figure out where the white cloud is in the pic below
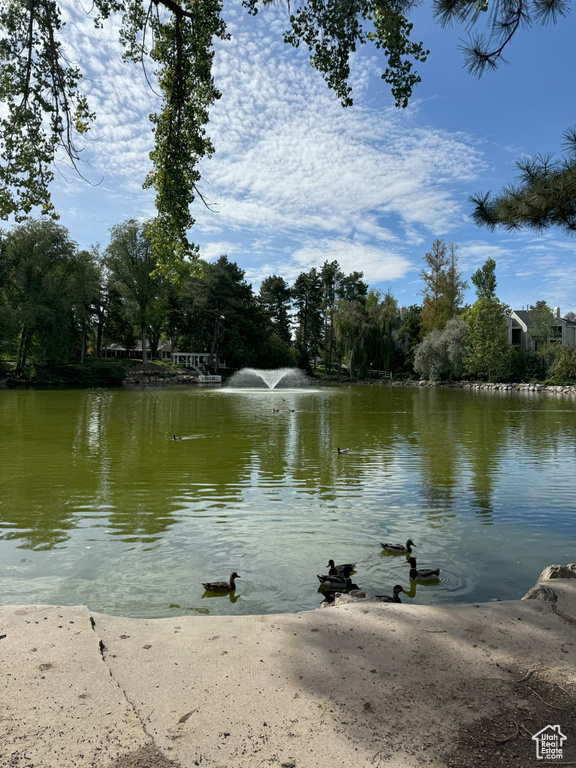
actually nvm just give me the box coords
[289,239,413,283]
[46,0,576,312]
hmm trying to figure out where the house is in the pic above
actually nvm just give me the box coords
[507,308,576,351]
[532,724,567,760]
[101,341,225,369]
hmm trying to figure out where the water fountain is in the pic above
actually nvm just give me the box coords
[226,367,310,389]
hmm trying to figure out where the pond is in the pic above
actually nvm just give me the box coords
[0,383,575,618]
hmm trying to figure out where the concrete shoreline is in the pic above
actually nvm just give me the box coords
[2,572,576,768]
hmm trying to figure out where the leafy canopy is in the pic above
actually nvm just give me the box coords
[0,0,571,271]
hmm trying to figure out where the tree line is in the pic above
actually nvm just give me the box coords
[1,218,575,383]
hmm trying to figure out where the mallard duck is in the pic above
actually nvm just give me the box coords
[172,434,183,440]
[337,448,349,454]
[202,572,240,592]
[327,559,355,576]
[375,585,406,603]
[406,557,440,581]
[317,574,359,591]
[380,538,415,554]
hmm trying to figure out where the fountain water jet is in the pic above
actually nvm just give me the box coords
[227,367,309,389]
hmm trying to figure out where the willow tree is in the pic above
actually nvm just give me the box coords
[0,0,569,271]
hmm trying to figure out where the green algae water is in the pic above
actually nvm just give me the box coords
[1,385,575,618]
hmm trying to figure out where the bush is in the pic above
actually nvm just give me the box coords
[30,359,133,386]
[548,345,576,381]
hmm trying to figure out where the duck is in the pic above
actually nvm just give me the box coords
[172,434,183,440]
[374,585,406,603]
[406,557,440,581]
[327,559,356,577]
[202,572,240,592]
[380,538,415,554]
[317,574,359,591]
[337,448,349,454]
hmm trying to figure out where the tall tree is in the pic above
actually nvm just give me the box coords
[333,299,370,377]
[292,268,323,366]
[105,220,166,364]
[2,219,80,375]
[463,258,512,381]
[319,260,344,372]
[259,275,292,344]
[367,289,399,372]
[396,304,422,372]
[527,300,557,351]
[71,248,103,363]
[191,256,268,369]
[470,257,498,300]
[420,240,467,335]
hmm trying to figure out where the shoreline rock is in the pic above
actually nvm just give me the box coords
[375,378,576,395]
[122,363,200,388]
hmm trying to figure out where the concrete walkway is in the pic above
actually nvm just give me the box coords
[2,578,575,768]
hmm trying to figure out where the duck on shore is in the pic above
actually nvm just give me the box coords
[317,574,359,591]
[375,585,406,603]
[327,559,356,576]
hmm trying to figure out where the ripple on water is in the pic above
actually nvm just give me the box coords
[1,386,575,617]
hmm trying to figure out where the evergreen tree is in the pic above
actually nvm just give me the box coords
[292,268,323,366]
[259,276,292,344]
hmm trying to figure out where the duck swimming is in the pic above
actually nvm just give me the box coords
[202,572,240,592]
[375,585,406,603]
[406,557,440,581]
[317,574,359,590]
[172,435,183,440]
[337,448,349,454]
[380,538,415,554]
[327,559,355,576]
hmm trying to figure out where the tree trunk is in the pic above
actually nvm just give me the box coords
[96,316,103,358]
[209,314,221,369]
[16,326,33,377]
[141,326,148,364]
[80,323,86,363]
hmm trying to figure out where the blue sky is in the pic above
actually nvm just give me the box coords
[44,0,576,314]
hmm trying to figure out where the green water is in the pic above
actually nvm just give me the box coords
[1,384,575,617]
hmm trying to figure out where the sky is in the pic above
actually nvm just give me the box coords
[38,0,576,314]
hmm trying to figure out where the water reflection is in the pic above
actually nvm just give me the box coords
[0,386,575,617]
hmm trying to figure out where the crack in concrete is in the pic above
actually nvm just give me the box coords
[88,613,166,755]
